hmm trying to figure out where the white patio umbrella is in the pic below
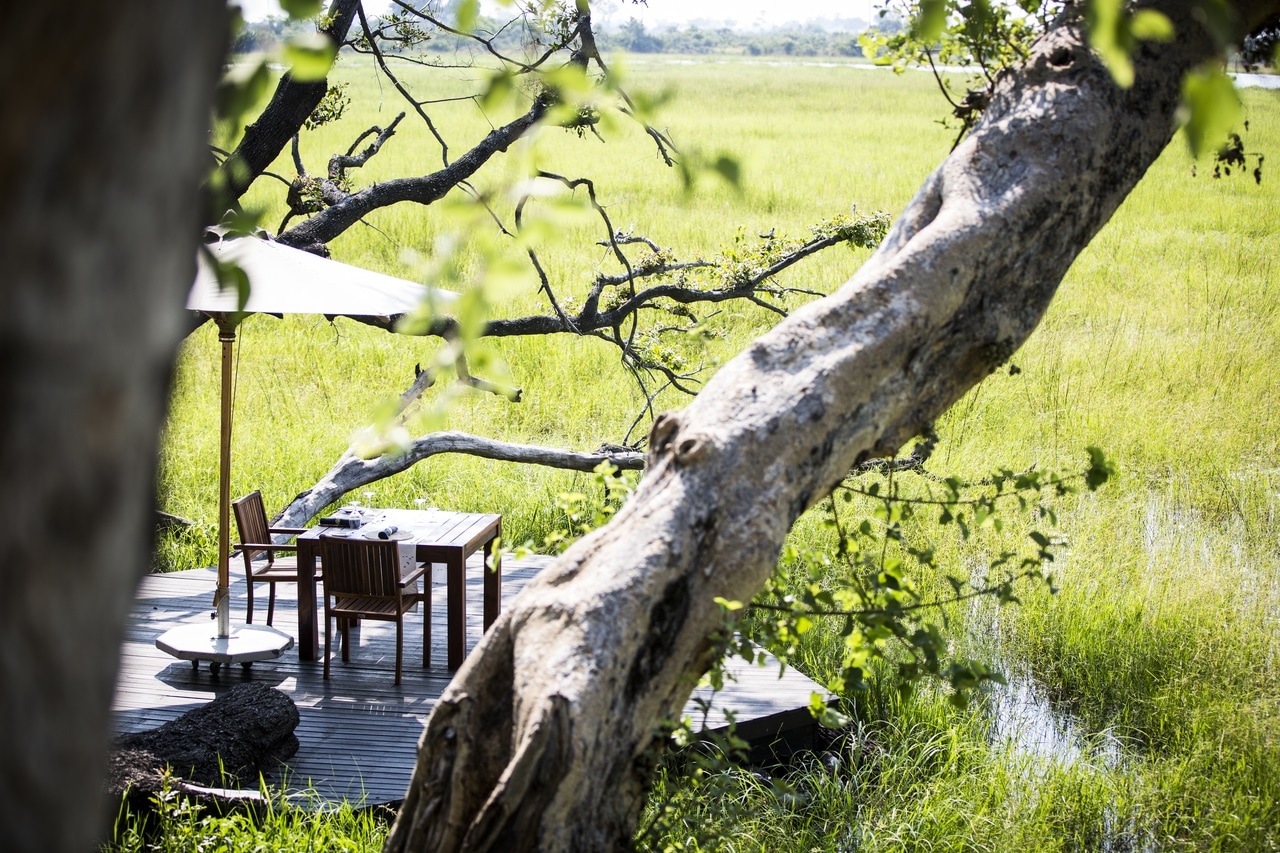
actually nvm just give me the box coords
[157,231,450,672]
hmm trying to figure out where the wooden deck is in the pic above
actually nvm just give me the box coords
[113,554,826,805]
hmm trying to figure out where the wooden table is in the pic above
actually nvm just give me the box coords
[296,509,502,669]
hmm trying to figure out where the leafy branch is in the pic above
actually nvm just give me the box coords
[724,444,1114,712]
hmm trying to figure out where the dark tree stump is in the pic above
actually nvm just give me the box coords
[103,684,300,841]
[108,683,298,793]
[154,510,194,535]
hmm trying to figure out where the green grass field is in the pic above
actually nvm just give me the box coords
[153,55,1280,850]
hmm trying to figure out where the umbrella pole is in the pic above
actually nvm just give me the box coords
[215,316,236,638]
[153,304,292,672]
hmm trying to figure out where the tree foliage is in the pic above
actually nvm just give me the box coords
[737,444,1114,713]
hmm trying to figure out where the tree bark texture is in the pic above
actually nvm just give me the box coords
[0,4,224,851]
[385,2,1279,850]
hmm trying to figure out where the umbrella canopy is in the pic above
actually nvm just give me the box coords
[187,232,452,639]
[190,233,441,317]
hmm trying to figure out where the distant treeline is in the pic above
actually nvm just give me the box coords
[233,14,906,60]
[595,18,904,58]
[233,15,319,54]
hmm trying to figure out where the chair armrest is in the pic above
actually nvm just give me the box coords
[399,561,428,587]
[268,526,307,536]
[237,542,298,554]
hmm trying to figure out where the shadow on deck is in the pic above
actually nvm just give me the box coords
[114,554,827,805]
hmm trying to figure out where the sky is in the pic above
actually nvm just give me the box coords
[237,0,879,29]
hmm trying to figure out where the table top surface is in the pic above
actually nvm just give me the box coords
[300,508,500,551]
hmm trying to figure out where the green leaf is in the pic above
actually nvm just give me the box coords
[1085,445,1115,490]
[809,694,851,729]
[218,206,266,238]
[479,68,516,113]
[228,4,246,38]
[857,32,888,63]
[1089,2,1175,88]
[541,63,595,98]
[278,0,323,19]
[215,58,271,122]
[710,155,742,189]
[913,0,949,42]
[1086,0,1134,88]
[215,260,252,312]
[1181,65,1242,159]
[455,0,480,33]
[483,253,531,301]
[283,32,336,82]
[1130,9,1174,42]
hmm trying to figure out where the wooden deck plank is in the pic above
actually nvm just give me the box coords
[113,554,826,805]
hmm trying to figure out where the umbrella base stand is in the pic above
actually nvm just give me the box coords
[156,622,294,677]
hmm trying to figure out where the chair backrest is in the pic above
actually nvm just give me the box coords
[319,536,403,600]
[232,490,273,564]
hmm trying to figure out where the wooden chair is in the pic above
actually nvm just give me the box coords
[319,535,428,685]
[232,490,309,626]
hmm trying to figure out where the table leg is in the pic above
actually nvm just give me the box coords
[483,528,501,631]
[447,554,465,670]
[297,541,320,661]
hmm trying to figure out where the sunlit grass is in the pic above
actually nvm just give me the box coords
[103,782,390,853]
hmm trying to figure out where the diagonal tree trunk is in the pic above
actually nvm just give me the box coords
[384,1,1279,849]
[0,4,225,851]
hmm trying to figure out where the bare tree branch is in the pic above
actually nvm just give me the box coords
[307,219,886,362]
[214,0,362,202]
[277,96,550,251]
[276,432,645,528]
[328,112,405,180]
[355,3,452,165]
[571,0,679,166]
[386,0,578,74]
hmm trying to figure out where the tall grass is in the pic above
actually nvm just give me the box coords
[103,782,390,852]
[160,55,1280,849]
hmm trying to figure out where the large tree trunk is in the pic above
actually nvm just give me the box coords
[0,5,225,851]
[385,2,1278,850]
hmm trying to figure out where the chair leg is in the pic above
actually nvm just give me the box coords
[395,619,403,685]
[323,608,331,681]
[422,589,430,668]
[246,581,255,624]
[266,583,276,626]
[341,618,350,662]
